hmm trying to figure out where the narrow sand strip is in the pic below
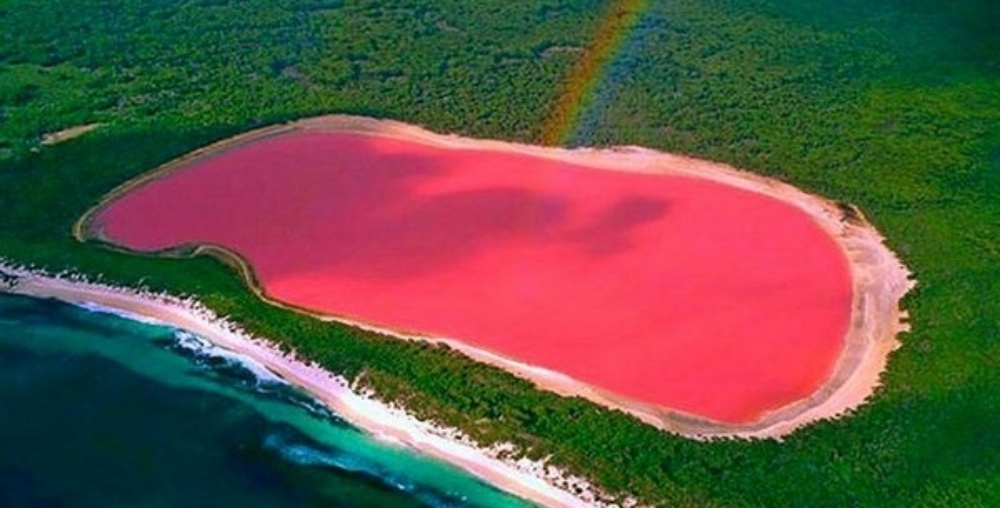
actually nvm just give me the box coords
[0,264,605,508]
[75,115,915,438]
[41,123,102,145]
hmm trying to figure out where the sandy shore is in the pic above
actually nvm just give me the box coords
[0,263,608,508]
[75,115,915,439]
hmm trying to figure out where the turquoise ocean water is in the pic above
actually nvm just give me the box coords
[0,293,535,508]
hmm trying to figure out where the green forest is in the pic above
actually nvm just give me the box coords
[2,0,999,506]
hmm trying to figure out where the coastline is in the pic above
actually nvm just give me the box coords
[0,263,610,508]
[75,115,916,438]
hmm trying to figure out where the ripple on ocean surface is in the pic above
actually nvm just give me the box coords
[0,294,533,508]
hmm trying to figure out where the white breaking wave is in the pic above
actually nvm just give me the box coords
[264,432,379,475]
[172,330,286,386]
[73,300,168,327]
[262,433,472,508]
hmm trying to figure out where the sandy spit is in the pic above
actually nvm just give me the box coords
[0,263,622,508]
[40,123,102,146]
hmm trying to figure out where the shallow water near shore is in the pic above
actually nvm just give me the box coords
[0,293,534,508]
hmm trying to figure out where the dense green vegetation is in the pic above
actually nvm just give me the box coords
[2,1,998,506]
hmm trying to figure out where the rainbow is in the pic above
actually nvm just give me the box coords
[540,0,652,146]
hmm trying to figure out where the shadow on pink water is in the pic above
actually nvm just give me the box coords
[95,131,852,423]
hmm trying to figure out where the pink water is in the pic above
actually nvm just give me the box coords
[95,131,853,423]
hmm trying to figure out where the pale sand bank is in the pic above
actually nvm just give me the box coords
[41,123,102,145]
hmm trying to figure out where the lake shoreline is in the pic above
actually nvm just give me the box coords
[76,115,916,437]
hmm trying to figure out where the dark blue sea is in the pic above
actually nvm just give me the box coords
[0,293,534,508]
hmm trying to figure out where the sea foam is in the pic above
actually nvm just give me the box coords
[172,330,286,386]
[73,300,169,327]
